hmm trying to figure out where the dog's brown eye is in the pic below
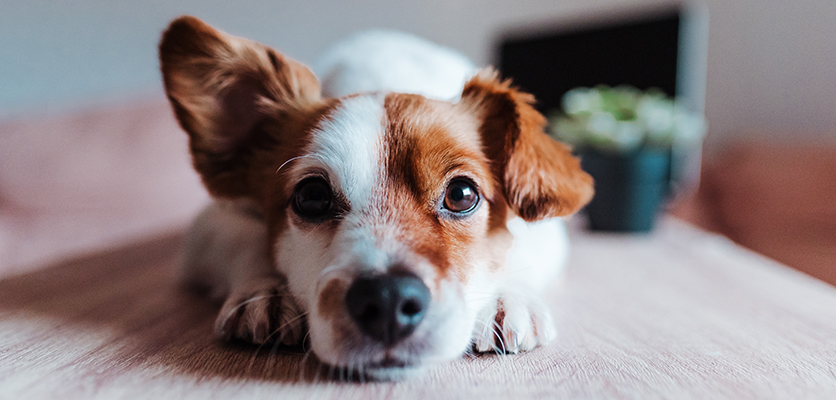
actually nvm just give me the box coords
[443,179,479,213]
[293,178,333,218]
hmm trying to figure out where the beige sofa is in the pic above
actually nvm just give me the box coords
[677,141,836,285]
[0,99,208,278]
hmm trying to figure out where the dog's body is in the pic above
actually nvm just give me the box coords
[314,30,478,101]
[161,17,593,380]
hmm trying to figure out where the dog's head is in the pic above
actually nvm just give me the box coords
[160,16,592,379]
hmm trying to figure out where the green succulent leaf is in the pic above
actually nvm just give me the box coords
[549,85,706,152]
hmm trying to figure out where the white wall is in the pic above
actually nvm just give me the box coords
[0,0,660,114]
[702,0,836,146]
[2,0,835,146]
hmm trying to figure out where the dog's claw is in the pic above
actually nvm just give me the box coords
[215,276,305,345]
[277,299,305,345]
[472,292,556,354]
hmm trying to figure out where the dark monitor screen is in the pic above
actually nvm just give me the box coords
[498,10,681,114]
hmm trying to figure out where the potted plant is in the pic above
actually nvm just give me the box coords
[549,86,706,232]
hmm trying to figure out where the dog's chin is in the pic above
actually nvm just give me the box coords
[310,331,461,381]
[313,349,438,381]
[309,319,476,381]
[313,345,447,381]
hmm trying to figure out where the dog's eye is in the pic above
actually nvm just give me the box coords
[443,179,479,213]
[293,178,333,218]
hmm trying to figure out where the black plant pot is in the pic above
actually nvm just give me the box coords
[580,148,671,232]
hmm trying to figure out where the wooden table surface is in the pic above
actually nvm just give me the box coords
[2,218,835,399]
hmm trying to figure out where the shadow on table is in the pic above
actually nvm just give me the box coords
[0,232,334,383]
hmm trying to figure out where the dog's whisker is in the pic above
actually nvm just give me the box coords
[275,155,310,174]
[264,311,309,344]
[246,342,263,375]
[471,319,494,354]
[266,339,284,378]
[299,345,317,383]
[491,318,507,353]
[219,294,282,329]
[297,350,308,382]
[490,320,514,368]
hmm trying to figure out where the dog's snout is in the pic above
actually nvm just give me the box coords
[345,272,430,346]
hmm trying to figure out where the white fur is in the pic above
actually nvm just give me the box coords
[505,217,569,293]
[181,201,305,345]
[293,94,386,211]
[276,94,389,345]
[180,201,274,299]
[314,30,477,101]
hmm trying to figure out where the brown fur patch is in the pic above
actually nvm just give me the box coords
[159,16,324,200]
[258,100,344,260]
[461,69,595,221]
[159,16,353,263]
[317,279,348,321]
[382,93,495,282]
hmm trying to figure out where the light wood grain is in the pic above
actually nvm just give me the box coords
[2,218,836,399]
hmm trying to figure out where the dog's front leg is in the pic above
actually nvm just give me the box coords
[181,202,305,345]
[471,218,566,353]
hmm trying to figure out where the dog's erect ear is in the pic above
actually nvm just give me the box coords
[160,16,321,198]
[461,70,594,221]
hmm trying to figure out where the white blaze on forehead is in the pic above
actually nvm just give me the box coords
[297,94,385,209]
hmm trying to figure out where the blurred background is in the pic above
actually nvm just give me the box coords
[1,0,835,283]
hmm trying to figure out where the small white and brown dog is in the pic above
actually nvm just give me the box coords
[160,16,593,380]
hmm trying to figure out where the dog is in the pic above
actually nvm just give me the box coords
[159,16,593,380]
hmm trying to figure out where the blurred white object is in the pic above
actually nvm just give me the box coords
[313,30,477,101]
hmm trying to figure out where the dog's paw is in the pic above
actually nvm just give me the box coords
[215,276,305,345]
[472,292,557,354]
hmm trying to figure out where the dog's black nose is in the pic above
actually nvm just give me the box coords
[345,272,430,346]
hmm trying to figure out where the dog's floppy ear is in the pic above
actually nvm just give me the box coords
[159,16,321,198]
[461,70,594,221]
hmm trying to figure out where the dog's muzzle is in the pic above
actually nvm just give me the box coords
[344,271,431,346]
